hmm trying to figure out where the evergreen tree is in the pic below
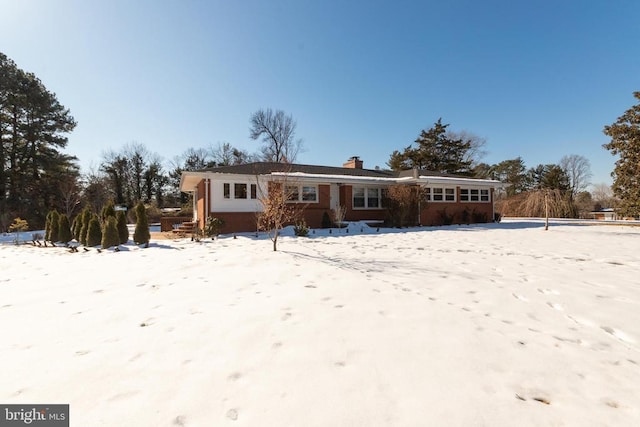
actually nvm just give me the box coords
[49,210,60,243]
[44,211,53,241]
[86,215,102,247]
[79,206,92,245]
[116,210,129,244]
[71,215,80,241]
[0,52,78,229]
[133,201,150,246]
[58,214,72,244]
[101,199,116,222]
[492,157,529,196]
[101,216,120,249]
[387,119,473,175]
[603,91,640,218]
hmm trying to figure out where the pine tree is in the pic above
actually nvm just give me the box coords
[58,214,72,244]
[116,210,129,244]
[49,210,60,243]
[133,201,150,246]
[603,91,640,218]
[86,215,102,247]
[0,53,78,229]
[387,119,473,175]
[101,216,120,249]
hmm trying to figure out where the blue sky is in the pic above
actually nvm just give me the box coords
[2,0,639,186]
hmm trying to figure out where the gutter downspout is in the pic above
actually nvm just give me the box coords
[205,178,209,228]
[192,185,198,223]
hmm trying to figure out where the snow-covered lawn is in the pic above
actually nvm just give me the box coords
[1,220,639,426]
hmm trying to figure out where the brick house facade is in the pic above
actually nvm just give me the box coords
[179,157,504,233]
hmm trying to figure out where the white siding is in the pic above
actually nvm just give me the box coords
[208,175,266,213]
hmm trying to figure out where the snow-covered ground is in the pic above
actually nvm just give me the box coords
[1,220,639,426]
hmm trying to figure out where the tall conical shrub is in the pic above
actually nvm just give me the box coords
[101,200,116,222]
[44,211,53,241]
[86,215,102,247]
[101,216,120,249]
[71,215,80,241]
[49,210,60,243]
[133,201,150,247]
[58,214,72,244]
[116,210,129,244]
[79,206,93,245]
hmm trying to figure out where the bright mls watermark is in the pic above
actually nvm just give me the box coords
[0,405,68,426]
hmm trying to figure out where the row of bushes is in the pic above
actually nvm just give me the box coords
[44,201,151,249]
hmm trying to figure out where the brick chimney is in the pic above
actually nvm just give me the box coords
[343,156,363,169]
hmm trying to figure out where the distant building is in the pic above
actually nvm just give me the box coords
[590,208,618,221]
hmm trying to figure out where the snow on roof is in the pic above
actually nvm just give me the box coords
[269,171,504,187]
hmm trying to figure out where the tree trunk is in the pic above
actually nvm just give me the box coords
[544,190,549,231]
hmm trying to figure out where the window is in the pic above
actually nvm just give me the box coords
[425,187,456,202]
[284,184,318,203]
[223,183,230,199]
[367,188,380,208]
[460,188,490,203]
[286,185,299,201]
[353,187,365,208]
[302,186,317,202]
[250,184,257,199]
[234,183,247,199]
[353,187,383,209]
[445,188,455,201]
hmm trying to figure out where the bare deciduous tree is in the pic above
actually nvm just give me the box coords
[446,130,488,169]
[210,142,258,166]
[257,179,300,251]
[59,176,82,218]
[249,109,303,163]
[332,205,346,228]
[591,182,616,209]
[385,184,427,227]
[560,154,592,197]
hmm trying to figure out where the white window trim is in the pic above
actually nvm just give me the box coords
[353,186,383,209]
[460,188,491,203]
[425,186,456,202]
[285,184,319,203]
[223,182,258,200]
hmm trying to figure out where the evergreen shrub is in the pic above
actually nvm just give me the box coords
[116,210,129,244]
[102,216,120,249]
[204,217,225,239]
[49,210,60,243]
[79,207,93,245]
[133,201,150,246]
[86,215,102,247]
[58,214,72,244]
[101,200,116,222]
[293,220,309,237]
[321,211,332,229]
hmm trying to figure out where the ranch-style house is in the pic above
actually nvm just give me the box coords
[179,157,505,233]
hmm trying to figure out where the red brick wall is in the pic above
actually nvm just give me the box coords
[419,187,494,225]
[420,203,493,225]
[339,185,388,223]
[207,184,334,232]
[199,181,495,233]
[207,212,259,233]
